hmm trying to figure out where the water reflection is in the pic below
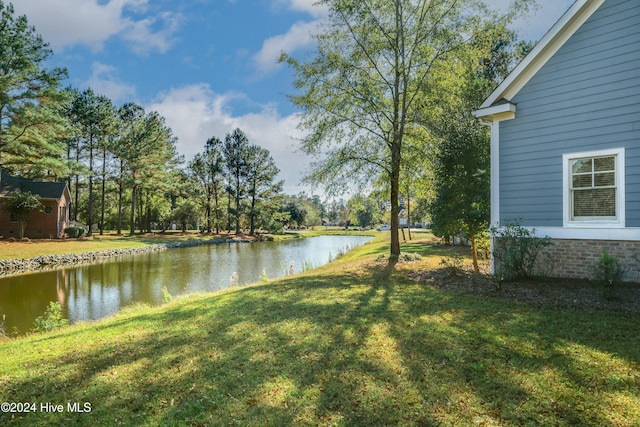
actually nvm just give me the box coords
[0,235,372,334]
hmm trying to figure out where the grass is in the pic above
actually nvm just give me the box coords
[0,232,208,260]
[1,236,639,426]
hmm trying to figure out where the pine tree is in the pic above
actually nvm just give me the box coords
[68,88,116,234]
[244,144,282,235]
[223,128,249,234]
[0,1,68,176]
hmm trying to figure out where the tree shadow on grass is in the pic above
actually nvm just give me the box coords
[2,263,639,426]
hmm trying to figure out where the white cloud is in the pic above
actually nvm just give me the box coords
[253,20,321,73]
[12,0,182,54]
[85,62,137,103]
[252,0,328,74]
[147,84,310,195]
[277,0,329,18]
[122,11,183,55]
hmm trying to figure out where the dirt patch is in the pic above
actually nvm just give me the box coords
[409,267,640,314]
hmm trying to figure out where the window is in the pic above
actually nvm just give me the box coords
[563,148,625,227]
[10,212,17,222]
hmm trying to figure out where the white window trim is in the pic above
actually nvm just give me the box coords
[562,147,625,228]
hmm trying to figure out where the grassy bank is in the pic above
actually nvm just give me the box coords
[1,236,639,426]
[0,232,204,261]
[0,227,375,261]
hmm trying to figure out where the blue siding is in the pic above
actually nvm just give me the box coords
[499,0,640,227]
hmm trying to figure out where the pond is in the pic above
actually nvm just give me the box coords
[0,235,373,335]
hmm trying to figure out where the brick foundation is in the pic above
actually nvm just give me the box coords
[498,238,640,282]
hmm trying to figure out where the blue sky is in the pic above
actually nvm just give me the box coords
[13,0,574,195]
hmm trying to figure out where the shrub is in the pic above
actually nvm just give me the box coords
[588,249,625,296]
[33,302,68,332]
[65,226,85,238]
[476,231,491,260]
[491,221,552,282]
[401,252,422,261]
[440,253,464,276]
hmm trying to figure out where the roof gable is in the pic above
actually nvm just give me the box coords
[476,0,606,113]
[0,169,68,200]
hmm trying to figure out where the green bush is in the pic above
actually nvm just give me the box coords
[401,252,422,261]
[64,226,85,238]
[33,302,68,332]
[440,253,464,276]
[491,221,552,282]
[588,249,625,295]
[476,231,491,260]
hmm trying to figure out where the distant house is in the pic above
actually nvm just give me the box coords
[0,169,71,239]
[473,0,640,280]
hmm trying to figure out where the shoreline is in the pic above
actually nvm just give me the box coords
[0,236,256,278]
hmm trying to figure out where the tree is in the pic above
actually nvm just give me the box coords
[189,137,225,233]
[1,191,42,238]
[245,144,282,235]
[68,88,116,235]
[348,193,377,228]
[3,89,71,178]
[281,196,307,228]
[116,104,179,235]
[284,1,467,259]
[223,128,249,234]
[430,26,529,272]
[171,198,200,232]
[326,199,351,227]
[284,0,535,261]
[430,106,490,271]
[0,1,68,175]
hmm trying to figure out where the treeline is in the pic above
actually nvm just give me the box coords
[0,2,290,236]
[2,0,537,245]
[187,129,282,235]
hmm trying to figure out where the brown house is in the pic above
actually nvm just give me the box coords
[0,169,71,239]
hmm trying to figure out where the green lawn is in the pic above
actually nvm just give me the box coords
[0,232,200,260]
[1,236,638,426]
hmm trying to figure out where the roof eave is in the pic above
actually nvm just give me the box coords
[473,102,516,121]
[478,0,606,109]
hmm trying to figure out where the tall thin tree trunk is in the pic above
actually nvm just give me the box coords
[206,187,212,233]
[117,160,124,235]
[99,149,106,235]
[129,183,136,236]
[234,173,241,234]
[407,194,412,241]
[470,231,479,273]
[249,181,257,235]
[87,135,94,235]
[390,143,401,260]
[73,174,79,221]
[226,191,232,233]
[214,186,220,234]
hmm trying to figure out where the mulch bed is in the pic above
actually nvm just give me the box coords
[409,267,640,314]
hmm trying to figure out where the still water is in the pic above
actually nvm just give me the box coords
[0,235,372,335]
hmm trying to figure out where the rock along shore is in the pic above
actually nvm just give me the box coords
[0,237,255,278]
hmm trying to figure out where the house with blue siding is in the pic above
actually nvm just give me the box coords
[474,0,640,280]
